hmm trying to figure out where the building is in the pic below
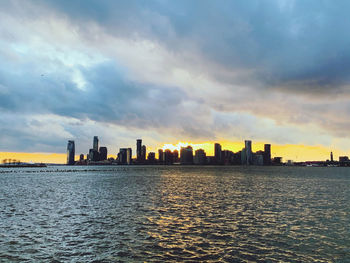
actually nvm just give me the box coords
[164,149,174,164]
[272,157,282,165]
[232,151,242,165]
[221,150,234,165]
[253,153,264,165]
[180,146,193,165]
[147,152,156,164]
[241,148,246,165]
[79,154,84,161]
[330,152,334,162]
[158,149,164,164]
[245,140,252,165]
[89,149,99,162]
[99,147,108,161]
[67,140,75,165]
[126,148,132,165]
[93,136,99,151]
[194,149,207,165]
[141,145,146,163]
[339,156,350,166]
[214,143,222,164]
[118,148,132,165]
[173,150,179,163]
[136,139,142,161]
[263,144,271,165]
[339,156,349,162]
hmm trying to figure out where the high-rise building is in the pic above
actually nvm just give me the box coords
[164,149,173,164]
[244,140,252,165]
[99,147,108,161]
[330,152,334,162]
[67,140,75,165]
[214,143,222,163]
[180,146,193,165]
[263,144,271,165]
[79,154,84,161]
[241,148,246,165]
[194,149,207,165]
[118,148,127,164]
[158,149,164,164]
[141,145,146,162]
[127,148,132,165]
[89,148,99,162]
[173,150,179,163]
[136,139,142,161]
[93,136,99,151]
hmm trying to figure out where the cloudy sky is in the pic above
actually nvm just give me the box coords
[1,0,350,162]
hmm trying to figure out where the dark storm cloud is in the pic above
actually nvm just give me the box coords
[35,0,350,94]
[2,0,350,152]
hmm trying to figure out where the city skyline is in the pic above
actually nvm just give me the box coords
[2,1,350,163]
[66,136,276,166]
[1,139,349,164]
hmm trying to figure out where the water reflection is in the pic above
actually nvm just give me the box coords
[0,166,349,262]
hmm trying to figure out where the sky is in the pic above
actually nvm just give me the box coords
[1,0,350,163]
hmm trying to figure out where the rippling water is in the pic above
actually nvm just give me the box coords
[0,166,349,262]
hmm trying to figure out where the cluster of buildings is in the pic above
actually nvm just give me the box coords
[67,137,279,166]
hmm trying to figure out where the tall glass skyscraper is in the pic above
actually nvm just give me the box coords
[93,136,99,151]
[136,139,142,161]
[67,140,75,165]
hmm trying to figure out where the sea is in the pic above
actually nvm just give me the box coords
[0,166,349,262]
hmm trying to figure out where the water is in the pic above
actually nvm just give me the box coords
[0,166,349,262]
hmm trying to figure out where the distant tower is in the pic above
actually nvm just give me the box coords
[67,140,75,165]
[136,139,142,161]
[127,148,132,165]
[245,140,252,165]
[180,146,193,165]
[331,152,334,162]
[141,145,146,162]
[214,143,222,163]
[264,144,271,165]
[173,150,179,163]
[158,149,164,164]
[99,147,108,161]
[93,136,99,151]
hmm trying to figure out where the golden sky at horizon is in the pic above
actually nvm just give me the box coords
[0,141,346,164]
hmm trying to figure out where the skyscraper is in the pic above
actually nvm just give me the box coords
[93,136,99,151]
[67,140,75,165]
[263,144,271,165]
[214,143,222,163]
[136,139,142,161]
[141,145,146,162]
[127,148,132,165]
[173,150,179,163]
[99,147,108,161]
[158,149,164,164]
[164,149,173,164]
[89,148,99,162]
[244,140,252,165]
[180,146,193,165]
